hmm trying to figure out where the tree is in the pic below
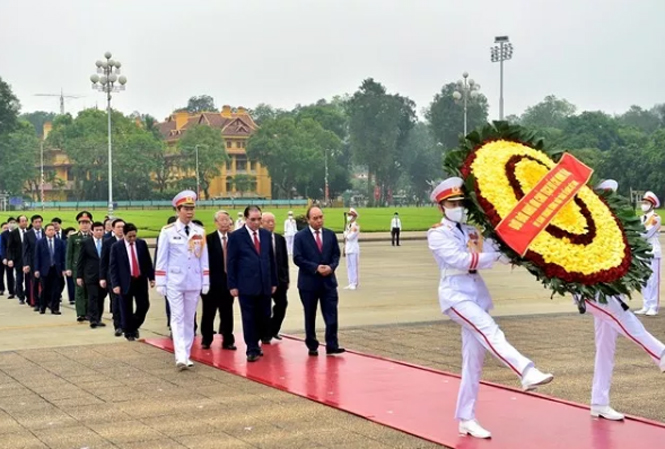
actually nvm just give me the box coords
[231,174,253,197]
[0,120,39,196]
[560,111,623,151]
[347,78,416,205]
[426,82,489,150]
[177,125,228,199]
[247,116,341,199]
[249,103,288,125]
[617,106,661,135]
[520,95,576,129]
[0,76,20,136]
[20,111,57,137]
[46,109,165,200]
[179,95,216,114]
[402,122,444,201]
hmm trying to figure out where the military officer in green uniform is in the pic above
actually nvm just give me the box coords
[66,211,92,321]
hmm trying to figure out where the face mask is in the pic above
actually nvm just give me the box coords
[641,204,652,213]
[445,207,467,223]
[8,222,16,231]
[347,216,353,222]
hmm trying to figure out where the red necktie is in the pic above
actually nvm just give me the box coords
[315,230,323,252]
[253,231,260,254]
[130,242,140,278]
[222,235,228,273]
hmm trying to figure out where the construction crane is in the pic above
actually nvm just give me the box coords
[34,89,85,115]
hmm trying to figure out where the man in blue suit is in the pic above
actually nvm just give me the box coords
[293,206,345,356]
[227,205,278,362]
[33,223,66,314]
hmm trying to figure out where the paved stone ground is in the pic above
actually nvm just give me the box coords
[1,238,665,448]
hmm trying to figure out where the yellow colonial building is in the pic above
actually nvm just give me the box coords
[38,106,270,201]
[156,106,271,199]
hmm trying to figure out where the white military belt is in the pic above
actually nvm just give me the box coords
[441,268,476,277]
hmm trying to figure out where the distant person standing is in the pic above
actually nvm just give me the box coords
[62,227,77,304]
[77,222,107,328]
[293,206,345,356]
[636,191,661,316]
[23,214,44,309]
[261,212,290,341]
[0,221,12,297]
[283,211,297,256]
[100,219,125,336]
[66,211,92,320]
[33,223,66,315]
[155,191,209,370]
[390,212,402,246]
[234,212,245,231]
[343,208,360,290]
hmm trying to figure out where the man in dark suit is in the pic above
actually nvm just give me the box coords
[201,210,236,350]
[23,214,44,309]
[0,220,15,298]
[227,205,278,362]
[100,218,125,336]
[33,224,66,314]
[77,222,107,328]
[51,217,66,300]
[109,223,155,341]
[261,212,290,341]
[293,206,345,356]
[7,215,28,304]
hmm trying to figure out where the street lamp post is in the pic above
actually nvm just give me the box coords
[324,149,329,205]
[490,36,513,120]
[40,139,44,210]
[90,51,127,217]
[452,72,481,135]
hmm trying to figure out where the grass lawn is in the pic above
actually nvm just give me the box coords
[11,207,442,238]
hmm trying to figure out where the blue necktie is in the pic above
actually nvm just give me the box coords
[49,239,54,266]
[96,239,101,257]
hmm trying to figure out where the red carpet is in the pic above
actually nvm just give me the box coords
[143,335,665,448]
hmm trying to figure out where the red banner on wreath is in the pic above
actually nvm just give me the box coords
[495,153,593,256]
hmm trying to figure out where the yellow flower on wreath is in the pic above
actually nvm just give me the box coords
[470,140,626,275]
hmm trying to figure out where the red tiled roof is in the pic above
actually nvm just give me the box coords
[156,110,257,142]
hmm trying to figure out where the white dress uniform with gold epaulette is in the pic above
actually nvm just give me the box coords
[155,191,210,369]
[284,212,298,256]
[343,208,360,290]
[574,181,665,421]
[638,191,662,316]
[427,177,554,439]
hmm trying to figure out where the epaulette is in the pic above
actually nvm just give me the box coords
[431,223,443,229]
[162,223,175,230]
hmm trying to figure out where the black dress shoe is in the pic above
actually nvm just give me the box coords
[261,339,272,345]
[19,299,25,305]
[51,310,61,315]
[114,328,123,337]
[39,309,45,315]
[308,350,319,356]
[8,295,15,299]
[126,335,136,342]
[97,322,106,327]
[201,343,211,350]
[76,316,85,322]
[134,330,140,338]
[273,335,283,340]
[222,344,237,350]
[33,306,40,312]
[69,301,75,305]
[326,347,346,356]
[90,322,98,329]
[247,354,260,362]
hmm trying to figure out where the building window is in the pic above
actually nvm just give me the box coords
[66,167,73,181]
[225,177,232,192]
[226,140,232,148]
[236,141,242,148]
[226,159,232,171]
[241,141,246,148]
[236,155,247,173]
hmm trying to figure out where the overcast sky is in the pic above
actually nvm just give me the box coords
[1,0,664,122]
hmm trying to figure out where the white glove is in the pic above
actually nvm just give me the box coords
[156,286,166,296]
[201,285,210,295]
[497,254,512,265]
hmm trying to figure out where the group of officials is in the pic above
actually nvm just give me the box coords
[0,211,154,341]
[155,191,345,369]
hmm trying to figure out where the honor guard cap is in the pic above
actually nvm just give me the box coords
[288,211,293,216]
[643,191,660,208]
[430,177,465,203]
[238,212,243,217]
[348,207,358,217]
[596,179,618,193]
[172,190,197,208]
[76,211,93,222]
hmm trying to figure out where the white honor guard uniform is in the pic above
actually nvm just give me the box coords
[427,177,553,439]
[284,211,297,256]
[573,181,665,421]
[234,213,245,231]
[637,191,661,316]
[155,191,210,369]
[343,208,360,290]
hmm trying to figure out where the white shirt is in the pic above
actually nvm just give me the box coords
[19,228,25,242]
[245,226,260,243]
[391,217,402,229]
[344,221,360,254]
